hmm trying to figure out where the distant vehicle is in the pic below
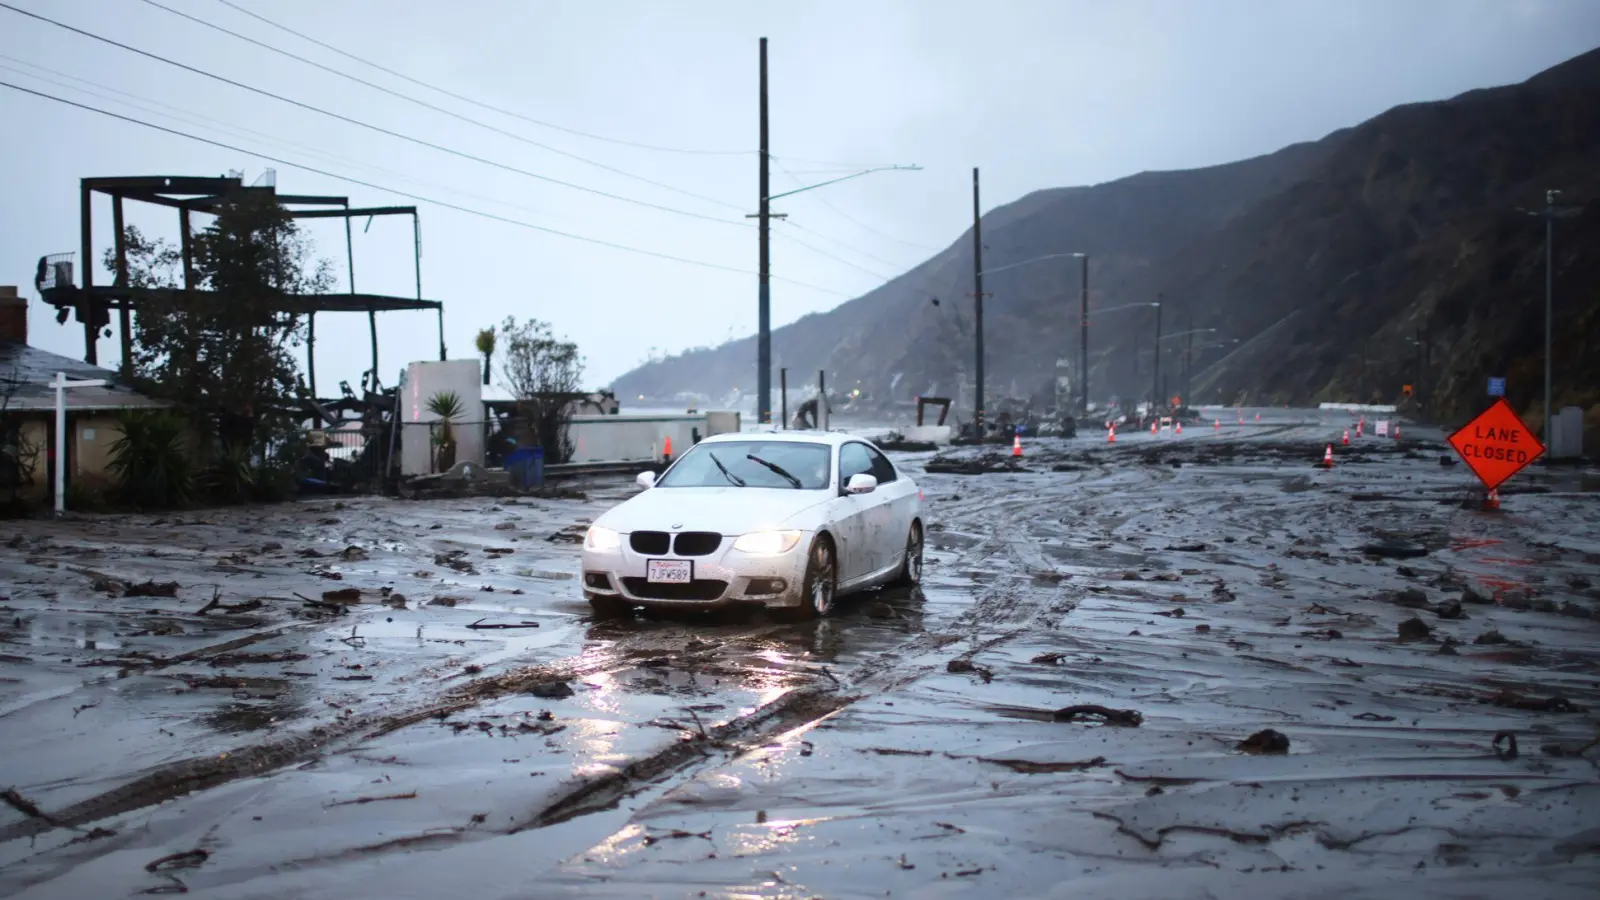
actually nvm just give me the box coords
[579,431,923,619]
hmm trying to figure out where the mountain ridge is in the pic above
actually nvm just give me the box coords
[614,47,1600,435]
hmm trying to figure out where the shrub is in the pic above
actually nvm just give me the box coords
[108,410,194,509]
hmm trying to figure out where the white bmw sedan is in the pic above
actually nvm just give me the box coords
[580,431,923,619]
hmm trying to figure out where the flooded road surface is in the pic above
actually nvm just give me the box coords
[3,409,1599,898]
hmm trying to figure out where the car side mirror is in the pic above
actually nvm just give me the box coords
[636,471,657,489]
[845,473,877,495]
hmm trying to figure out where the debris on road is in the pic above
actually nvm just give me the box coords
[528,681,575,699]
[1397,616,1433,641]
[1052,705,1143,727]
[1237,728,1291,754]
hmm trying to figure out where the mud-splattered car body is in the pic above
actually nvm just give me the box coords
[580,431,923,617]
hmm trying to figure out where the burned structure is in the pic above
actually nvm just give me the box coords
[33,173,447,489]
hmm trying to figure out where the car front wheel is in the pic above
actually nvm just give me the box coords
[774,536,836,622]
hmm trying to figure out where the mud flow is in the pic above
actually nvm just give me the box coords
[2,410,1598,898]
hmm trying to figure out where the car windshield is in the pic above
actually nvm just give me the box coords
[656,440,831,490]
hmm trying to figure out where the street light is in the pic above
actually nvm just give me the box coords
[1079,299,1160,412]
[751,122,919,425]
[969,249,1086,430]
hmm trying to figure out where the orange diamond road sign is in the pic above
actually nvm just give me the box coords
[1448,398,1545,491]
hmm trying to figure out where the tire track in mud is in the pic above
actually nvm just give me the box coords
[251,474,1119,871]
[0,457,1170,860]
[505,465,1139,844]
[0,633,726,845]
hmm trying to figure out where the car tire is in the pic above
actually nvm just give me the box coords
[888,520,923,588]
[588,595,634,619]
[773,536,836,622]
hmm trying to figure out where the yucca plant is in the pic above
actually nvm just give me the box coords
[108,410,194,509]
[427,390,464,471]
[202,440,255,504]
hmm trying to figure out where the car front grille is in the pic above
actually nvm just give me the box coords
[621,578,728,601]
[672,532,722,556]
[629,531,670,555]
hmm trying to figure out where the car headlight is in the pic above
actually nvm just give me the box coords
[584,525,622,552]
[732,530,803,555]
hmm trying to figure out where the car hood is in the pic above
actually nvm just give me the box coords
[597,486,831,536]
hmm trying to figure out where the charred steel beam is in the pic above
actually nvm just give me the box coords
[83,175,241,194]
[288,206,416,219]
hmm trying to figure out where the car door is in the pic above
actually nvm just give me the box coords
[860,444,909,578]
[828,442,878,584]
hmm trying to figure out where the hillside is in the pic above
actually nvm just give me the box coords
[613,47,1600,435]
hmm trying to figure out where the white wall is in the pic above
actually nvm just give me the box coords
[401,359,484,476]
[566,412,740,463]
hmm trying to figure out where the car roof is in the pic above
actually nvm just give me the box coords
[698,430,868,448]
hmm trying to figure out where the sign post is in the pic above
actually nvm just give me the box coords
[52,371,107,516]
[1447,398,1545,502]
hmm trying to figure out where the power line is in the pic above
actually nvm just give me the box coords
[209,0,753,158]
[136,0,748,213]
[0,80,851,297]
[0,55,576,226]
[0,2,750,228]
[778,220,907,278]
[774,230,898,283]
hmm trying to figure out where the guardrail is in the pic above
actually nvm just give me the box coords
[543,459,662,481]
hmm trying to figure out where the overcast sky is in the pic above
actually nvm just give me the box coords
[2,0,1596,392]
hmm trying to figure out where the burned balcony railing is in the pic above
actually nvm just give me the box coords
[34,253,74,292]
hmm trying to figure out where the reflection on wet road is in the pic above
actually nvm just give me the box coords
[2,409,1598,898]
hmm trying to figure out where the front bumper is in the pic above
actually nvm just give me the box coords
[580,533,812,609]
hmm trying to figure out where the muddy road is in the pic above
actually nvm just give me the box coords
[2,409,1598,898]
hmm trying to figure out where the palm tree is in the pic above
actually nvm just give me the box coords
[475,327,496,386]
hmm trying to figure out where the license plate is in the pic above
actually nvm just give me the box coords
[646,559,693,583]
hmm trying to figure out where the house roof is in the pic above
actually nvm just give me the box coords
[0,342,170,412]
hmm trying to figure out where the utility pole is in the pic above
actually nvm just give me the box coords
[971,167,985,433]
[756,37,772,425]
[1520,189,1577,441]
[1078,255,1089,416]
[1151,294,1163,411]
[1184,327,1194,405]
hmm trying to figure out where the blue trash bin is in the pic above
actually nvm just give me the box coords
[505,447,545,489]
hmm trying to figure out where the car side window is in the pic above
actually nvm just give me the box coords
[839,443,873,486]
[865,445,897,484]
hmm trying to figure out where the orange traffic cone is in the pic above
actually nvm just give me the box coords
[1108,424,1116,444]
[1393,424,1401,440]
[1320,444,1334,468]
[1150,421,1158,435]
[1254,412,1260,422]
[663,435,673,462]
[1485,488,1500,510]
[1011,433,1023,457]
[1356,422,1363,438]
[1342,429,1350,446]
[1175,421,1183,435]
[1214,419,1220,431]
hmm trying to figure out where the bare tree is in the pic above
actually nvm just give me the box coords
[493,316,585,463]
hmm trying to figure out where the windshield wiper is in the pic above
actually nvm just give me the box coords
[746,453,802,489]
[708,451,745,487]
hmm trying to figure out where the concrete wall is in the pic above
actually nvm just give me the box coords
[400,360,485,476]
[567,412,741,463]
[4,412,130,503]
[72,413,123,493]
